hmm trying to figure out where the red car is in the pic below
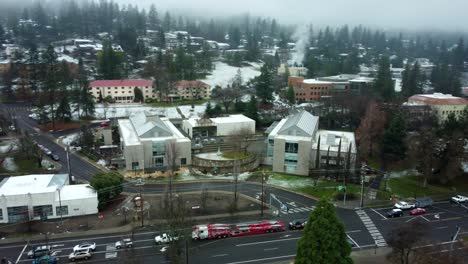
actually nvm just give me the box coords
[410,208,427,215]
[100,122,110,127]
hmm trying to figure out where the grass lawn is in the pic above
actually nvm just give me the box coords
[247,169,361,200]
[148,99,208,107]
[16,158,43,173]
[386,175,463,199]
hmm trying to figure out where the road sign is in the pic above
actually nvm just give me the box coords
[338,185,343,191]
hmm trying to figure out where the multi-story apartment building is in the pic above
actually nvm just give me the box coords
[288,77,333,102]
[167,80,211,101]
[89,79,157,103]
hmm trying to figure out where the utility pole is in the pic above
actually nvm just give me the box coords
[57,188,63,224]
[66,146,72,184]
[261,171,265,217]
[343,169,347,206]
[139,186,144,227]
[360,163,366,208]
[449,225,461,257]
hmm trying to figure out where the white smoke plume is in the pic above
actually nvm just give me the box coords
[290,24,311,66]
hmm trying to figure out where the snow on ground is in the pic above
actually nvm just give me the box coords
[62,133,80,146]
[97,159,107,166]
[178,104,207,119]
[0,140,18,154]
[94,104,182,119]
[180,169,252,181]
[387,169,420,178]
[2,157,17,171]
[267,175,315,189]
[202,61,262,88]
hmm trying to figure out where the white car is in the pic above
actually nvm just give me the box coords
[155,234,178,244]
[73,242,96,252]
[115,238,133,249]
[394,201,416,210]
[451,195,468,203]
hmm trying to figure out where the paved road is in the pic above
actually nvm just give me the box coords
[1,103,102,181]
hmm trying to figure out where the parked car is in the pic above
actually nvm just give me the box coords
[68,249,91,261]
[394,201,416,210]
[288,219,307,230]
[51,154,60,161]
[115,238,133,249]
[27,245,50,259]
[73,242,96,252]
[155,234,179,244]
[31,255,57,264]
[386,208,403,218]
[414,197,433,208]
[410,208,427,215]
[43,148,52,156]
[451,195,468,203]
[100,122,110,127]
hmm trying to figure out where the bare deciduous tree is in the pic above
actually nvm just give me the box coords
[356,101,387,160]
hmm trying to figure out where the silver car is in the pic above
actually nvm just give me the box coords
[69,249,91,261]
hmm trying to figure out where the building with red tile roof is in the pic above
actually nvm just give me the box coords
[89,79,157,103]
[407,93,468,122]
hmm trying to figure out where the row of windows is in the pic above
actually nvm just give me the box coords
[296,92,330,96]
[442,110,463,115]
[0,205,69,221]
[94,86,151,89]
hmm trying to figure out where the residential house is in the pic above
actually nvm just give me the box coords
[168,80,211,101]
[89,79,157,103]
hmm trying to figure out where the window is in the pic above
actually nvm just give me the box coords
[0,209,3,220]
[33,205,53,218]
[154,157,164,167]
[181,158,187,165]
[132,162,139,170]
[285,142,298,153]
[56,206,69,216]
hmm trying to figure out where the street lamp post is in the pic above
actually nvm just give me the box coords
[261,171,265,217]
[57,188,63,224]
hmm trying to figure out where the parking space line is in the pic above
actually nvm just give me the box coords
[420,215,430,222]
[346,234,360,249]
[371,208,387,219]
[15,244,27,264]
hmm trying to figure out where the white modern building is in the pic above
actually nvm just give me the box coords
[264,110,356,176]
[182,115,255,138]
[0,174,98,223]
[118,112,192,171]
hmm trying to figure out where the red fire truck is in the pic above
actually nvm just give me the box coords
[192,220,285,240]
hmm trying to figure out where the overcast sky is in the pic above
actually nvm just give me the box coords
[115,0,468,31]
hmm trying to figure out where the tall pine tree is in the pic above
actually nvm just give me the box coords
[296,199,352,264]
[374,56,394,101]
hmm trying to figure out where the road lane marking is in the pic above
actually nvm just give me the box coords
[263,247,278,251]
[223,254,296,264]
[371,208,387,219]
[436,226,448,229]
[212,254,228,257]
[420,215,430,222]
[236,237,299,246]
[15,244,27,264]
[356,209,387,247]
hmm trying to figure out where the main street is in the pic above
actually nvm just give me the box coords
[1,103,102,181]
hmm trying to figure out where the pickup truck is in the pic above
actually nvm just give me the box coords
[155,234,178,244]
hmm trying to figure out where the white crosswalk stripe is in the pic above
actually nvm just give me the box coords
[356,210,387,247]
[105,244,117,259]
[280,206,315,215]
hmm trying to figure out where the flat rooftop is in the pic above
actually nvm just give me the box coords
[0,174,68,196]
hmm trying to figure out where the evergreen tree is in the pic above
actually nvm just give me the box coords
[374,56,394,101]
[255,63,274,104]
[205,101,213,117]
[98,40,123,79]
[401,63,411,97]
[42,45,59,129]
[244,95,259,122]
[286,86,295,105]
[56,94,72,122]
[133,87,143,103]
[80,81,95,118]
[381,113,407,161]
[452,38,465,72]
[296,199,352,264]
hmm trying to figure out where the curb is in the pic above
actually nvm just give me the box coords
[55,136,106,173]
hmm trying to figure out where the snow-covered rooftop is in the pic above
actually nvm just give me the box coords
[58,184,97,201]
[211,114,254,124]
[57,55,78,64]
[202,61,261,88]
[0,174,68,196]
[314,130,357,153]
[118,119,140,146]
[303,79,332,85]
